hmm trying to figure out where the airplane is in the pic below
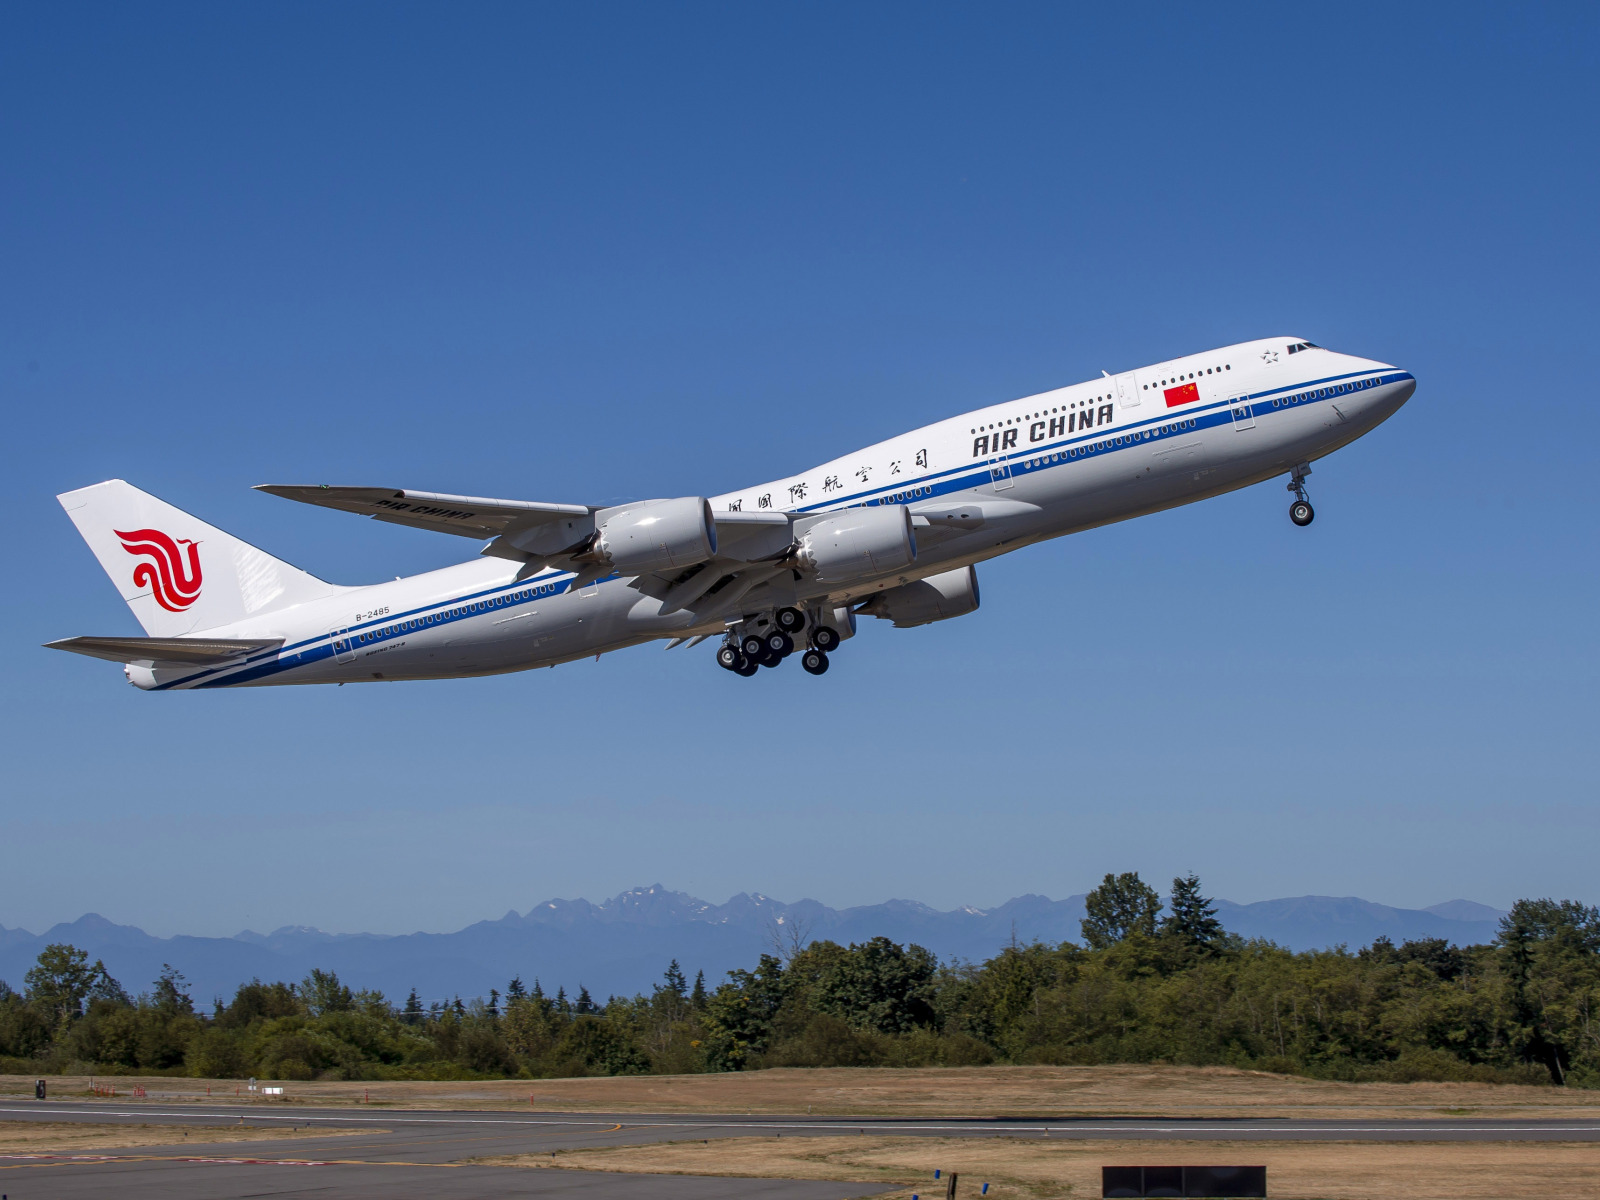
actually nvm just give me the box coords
[49,336,1414,690]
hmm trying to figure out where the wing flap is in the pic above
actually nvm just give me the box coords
[46,635,285,666]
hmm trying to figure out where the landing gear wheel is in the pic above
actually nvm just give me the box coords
[735,659,759,677]
[812,625,840,652]
[801,649,829,675]
[765,631,793,658]
[716,645,742,671]
[1286,462,1314,527]
[740,634,765,660]
[759,647,782,668]
[775,607,804,633]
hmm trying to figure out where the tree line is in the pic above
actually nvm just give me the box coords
[2,874,1596,1087]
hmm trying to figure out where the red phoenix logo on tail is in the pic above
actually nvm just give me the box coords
[116,528,203,611]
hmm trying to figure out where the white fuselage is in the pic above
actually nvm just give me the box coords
[133,337,1414,689]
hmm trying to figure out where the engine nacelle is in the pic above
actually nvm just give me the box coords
[797,506,916,583]
[857,565,979,627]
[594,497,717,575]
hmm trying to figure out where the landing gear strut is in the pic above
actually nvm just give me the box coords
[1287,463,1314,527]
[719,611,842,678]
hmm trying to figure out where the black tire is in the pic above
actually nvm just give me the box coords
[812,625,840,652]
[775,606,804,633]
[740,634,765,659]
[766,631,793,658]
[801,649,829,675]
[759,647,782,668]
[716,645,741,671]
[1290,499,1315,527]
[735,659,759,677]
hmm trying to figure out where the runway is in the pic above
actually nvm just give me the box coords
[2,1098,1596,1199]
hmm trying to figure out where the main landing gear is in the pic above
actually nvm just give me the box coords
[718,607,841,678]
[1287,463,1315,527]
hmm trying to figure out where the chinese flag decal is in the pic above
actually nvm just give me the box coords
[1163,382,1199,408]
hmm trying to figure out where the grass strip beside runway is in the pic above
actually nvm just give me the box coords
[474,1134,1600,1200]
[0,1120,378,1152]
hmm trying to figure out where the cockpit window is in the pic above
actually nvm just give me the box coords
[1286,341,1320,354]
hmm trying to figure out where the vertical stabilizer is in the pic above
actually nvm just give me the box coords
[58,480,343,636]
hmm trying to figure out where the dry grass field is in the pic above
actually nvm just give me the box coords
[0,1120,374,1152]
[479,1135,1600,1200]
[5,1064,1595,1118]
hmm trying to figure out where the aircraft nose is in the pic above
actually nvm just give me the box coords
[1361,365,1415,423]
[1386,369,1417,408]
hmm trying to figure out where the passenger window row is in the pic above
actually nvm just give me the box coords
[1144,365,1230,391]
[354,582,565,644]
[1014,418,1200,471]
[1271,377,1378,408]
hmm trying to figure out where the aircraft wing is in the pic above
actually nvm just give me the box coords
[254,485,596,539]
[254,485,790,541]
[46,635,284,666]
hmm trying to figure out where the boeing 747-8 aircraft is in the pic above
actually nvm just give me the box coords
[50,337,1413,689]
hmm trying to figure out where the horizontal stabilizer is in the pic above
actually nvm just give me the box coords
[45,635,284,666]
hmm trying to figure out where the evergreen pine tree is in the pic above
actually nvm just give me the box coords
[690,969,707,1010]
[403,987,424,1024]
[575,985,597,1015]
[487,987,501,1018]
[452,995,466,1017]
[506,976,527,1001]
[531,979,545,1000]
[663,959,687,997]
[555,985,570,1014]
[1161,873,1226,954]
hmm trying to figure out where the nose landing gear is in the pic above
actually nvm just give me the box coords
[1287,462,1315,527]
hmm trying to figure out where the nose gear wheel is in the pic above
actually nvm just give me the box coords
[1286,462,1314,527]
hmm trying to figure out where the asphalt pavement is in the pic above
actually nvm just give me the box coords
[1,1097,1596,1199]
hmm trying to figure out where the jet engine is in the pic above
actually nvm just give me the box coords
[797,506,916,582]
[591,497,717,575]
[857,565,979,627]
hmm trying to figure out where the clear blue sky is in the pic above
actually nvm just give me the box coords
[3,3,1595,938]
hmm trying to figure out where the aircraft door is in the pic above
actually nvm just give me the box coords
[330,626,355,663]
[1228,394,1257,431]
[1115,372,1140,409]
[987,454,1014,491]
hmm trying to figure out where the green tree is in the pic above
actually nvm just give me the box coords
[1161,874,1226,956]
[300,969,353,1017]
[402,988,425,1024]
[1081,873,1162,950]
[153,964,194,1015]
[813,937,938,1035]
[25,944,123,1028]
[1497,898,1600,1083]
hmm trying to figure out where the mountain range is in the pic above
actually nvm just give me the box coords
[0,887,1507,1009]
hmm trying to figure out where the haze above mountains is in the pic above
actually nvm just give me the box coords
[0,887,1506,1007]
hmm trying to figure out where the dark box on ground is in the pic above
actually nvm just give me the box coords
[1102,1164,1267,1198]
